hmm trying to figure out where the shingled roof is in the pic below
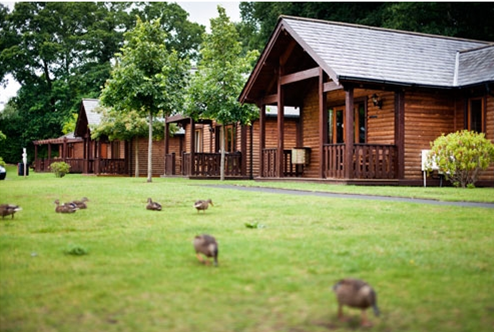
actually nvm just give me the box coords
[240,16,494,103]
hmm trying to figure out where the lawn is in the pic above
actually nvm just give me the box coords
[1,166,493,332]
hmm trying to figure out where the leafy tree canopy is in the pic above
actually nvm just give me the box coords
[0,2,202,163]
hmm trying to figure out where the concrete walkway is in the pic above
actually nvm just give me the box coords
[206,184,494,209]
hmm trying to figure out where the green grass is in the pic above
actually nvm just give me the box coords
[1,165,494,332]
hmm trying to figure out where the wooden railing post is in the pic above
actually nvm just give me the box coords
[344,87,354,179]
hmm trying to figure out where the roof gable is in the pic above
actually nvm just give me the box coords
[283,16,490,88]
[240,16,493,104]
[75,98,102,137]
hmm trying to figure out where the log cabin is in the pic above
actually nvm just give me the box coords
[33,99,129,175]
[239,16,494,186]
[163,106,299,179]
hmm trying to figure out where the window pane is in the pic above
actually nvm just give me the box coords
[358,103,366,143]
[470,99,482,133]
[336,110,344,143]
[328,108,334,144]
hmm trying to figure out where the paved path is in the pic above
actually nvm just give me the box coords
[206,184,494,209]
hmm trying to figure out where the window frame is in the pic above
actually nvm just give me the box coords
[467,97,485,133]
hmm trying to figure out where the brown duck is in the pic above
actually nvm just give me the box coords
[0,204,22,219]
[193,234,218,266]
[71,197,89,209]
[146,198,162,211]
[333,278,380,327]
[54,199,78,213]
[194,199,213,213]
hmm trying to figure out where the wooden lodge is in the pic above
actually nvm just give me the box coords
[163,107,299,179]
[33,99,129,175]
[239,16,494,186]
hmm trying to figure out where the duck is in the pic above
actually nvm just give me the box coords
[194,199,213,213]
[0,204,22,219]
[54,199,78,213]
[193,234,218,266]
[332,278,380,327]
[71,197,89,209]
[146,198,162,211]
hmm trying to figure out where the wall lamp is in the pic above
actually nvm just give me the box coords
[209,125,215,133]
[371,93,383,109]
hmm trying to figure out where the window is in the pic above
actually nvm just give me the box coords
[328,102,366,144]
[468,98,484,133]
[215,124,237,152]
[195,129,202,152]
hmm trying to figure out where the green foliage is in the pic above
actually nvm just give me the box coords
[0,157,6,167]
[62,113,78,135]
[187,6,259,181]
[0,2,202,165]
[49,161,71,178]
[188,6,259,126]
[428,130,494,188]
[100,17,190,182]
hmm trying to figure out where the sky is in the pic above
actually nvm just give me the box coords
[0,1,242,111]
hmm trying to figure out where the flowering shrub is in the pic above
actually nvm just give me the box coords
[428,130,494,188]
[49,161,71,178]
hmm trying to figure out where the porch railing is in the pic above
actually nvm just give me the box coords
[33,158,126,175]
[98,159,127,174]
[323,144,397,179]
[181,152,242,177]
[34,158,85,173]
[261,148,302,177]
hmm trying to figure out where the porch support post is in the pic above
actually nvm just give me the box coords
[63,137,68,162]
[240,123,247,176]
[394,90,405,179]
[164,118,169,176]
[318,67,327,179]
[95,140,101,174]
[34,143,39,171]
[344,87,354,179]
[83,134,89,174]
[259,104,266,178]
[190,118,195,176]
[276,69,284,178]
[48,143,52,167]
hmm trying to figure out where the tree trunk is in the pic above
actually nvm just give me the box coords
[220,124,225,181]
[147,111,153,183]
[134,136,139,178]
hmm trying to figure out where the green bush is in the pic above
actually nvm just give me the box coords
[0,157,6,167]
[49,161,71,178]
[428,130,494,188]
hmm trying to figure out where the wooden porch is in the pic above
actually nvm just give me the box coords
[262,144,397,180]
[33,158,127,174]
[165,152,247,178]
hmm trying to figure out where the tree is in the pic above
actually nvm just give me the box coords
[100,17,189,182]
[91,106,164,178]
[187,6,259,180]
[0,2,202,164]
[427,130,494,188]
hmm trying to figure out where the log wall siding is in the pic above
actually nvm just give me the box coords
[130,138,165,176]
[366,91,395,145]
[301,80,321,178]
[403,91,456,180]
